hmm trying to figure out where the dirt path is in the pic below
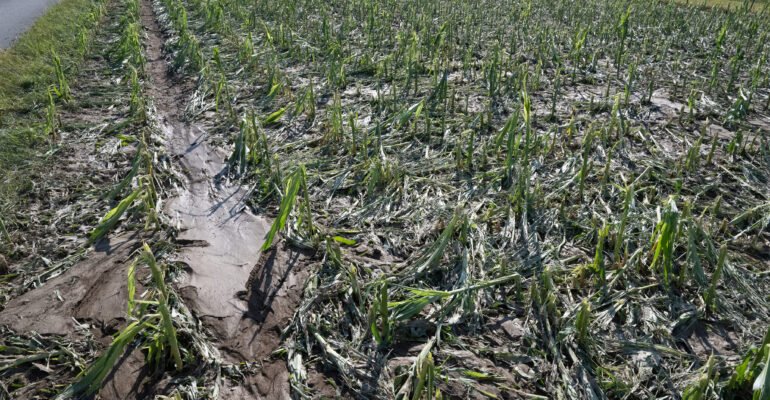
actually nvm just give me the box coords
[138,0,268,346]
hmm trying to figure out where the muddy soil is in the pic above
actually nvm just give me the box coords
[139,0,311,396]
[0,233,142,338]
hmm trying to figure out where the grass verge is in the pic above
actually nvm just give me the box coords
[0,0,104,254]
[0,0,101,112]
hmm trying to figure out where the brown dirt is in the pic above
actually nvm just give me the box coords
[0,233,142,338]
[97,346,153,399]
[650,88,687,115]
[0,231,153,398]
[306,366,342,398]
[187,242,315,399]
[218,242,312,398]
[683,320,740,358]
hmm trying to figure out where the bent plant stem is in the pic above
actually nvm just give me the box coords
[613,183,634,261]
[141,243,183,371]
[651,199,679,288]
[56,319,150,398]
[704,244,727,313]
[395,338,436,400]
[0,216,10,245]
[388,273,521,322]
[261,165,310,251]
[89,188,141,243]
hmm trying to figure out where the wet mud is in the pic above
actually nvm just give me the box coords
[139,0,311,396]
[0,233,142,338]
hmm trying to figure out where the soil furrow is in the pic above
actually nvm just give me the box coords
[139,0,265,347]
[139,1,309,397]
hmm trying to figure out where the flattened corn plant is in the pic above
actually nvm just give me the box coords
[8,0,769,396]
[91,0,160,243]
[98,0,770,397]
[1,0,196,398]
[30,0,195,396]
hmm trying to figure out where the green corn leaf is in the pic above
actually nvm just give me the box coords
[264,107,287,125]
[332,235,356,246]
[90,188,141,243]
[754,345,770,399]
[262,166,304,251]
[106,151,141,201]
[56,319,149,398]
[127,260,137,317]
[141,243,183,371]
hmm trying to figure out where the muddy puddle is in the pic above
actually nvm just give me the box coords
[139,0,274,352]
[161,120,270,350]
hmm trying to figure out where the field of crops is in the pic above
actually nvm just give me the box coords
[0,0,769,398]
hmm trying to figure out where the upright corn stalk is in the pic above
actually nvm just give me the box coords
[592,223,609,288]
[45,87,59,141]
[650,199,679,288]
[0,216,11,246]
[575,299,592,349]
[261,165,316,250]
[140,244,183,371]
[368,280,392,347]
[229,112,270,176]
[501,112,519,189]
[755,344,770,400]
[615,7,631,80]
[578,130,594,199]
[704,244,727,313]
[128,65,145,122]
[613,183,634,261]
[721,327,770,396]
[51,50,72,102]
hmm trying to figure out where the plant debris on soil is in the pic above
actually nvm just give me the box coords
[1,0,770,398]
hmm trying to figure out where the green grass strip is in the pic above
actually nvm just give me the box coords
[0,0,104,235]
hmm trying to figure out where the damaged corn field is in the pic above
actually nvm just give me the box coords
[1,0,770,397]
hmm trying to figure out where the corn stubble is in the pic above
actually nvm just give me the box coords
[3,0,770,397]
[176,0,770,396]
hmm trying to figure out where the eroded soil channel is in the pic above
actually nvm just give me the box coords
[139,0,268,348]
[140,0,308,396]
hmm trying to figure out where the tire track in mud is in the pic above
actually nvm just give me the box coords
[139,1,310,398]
